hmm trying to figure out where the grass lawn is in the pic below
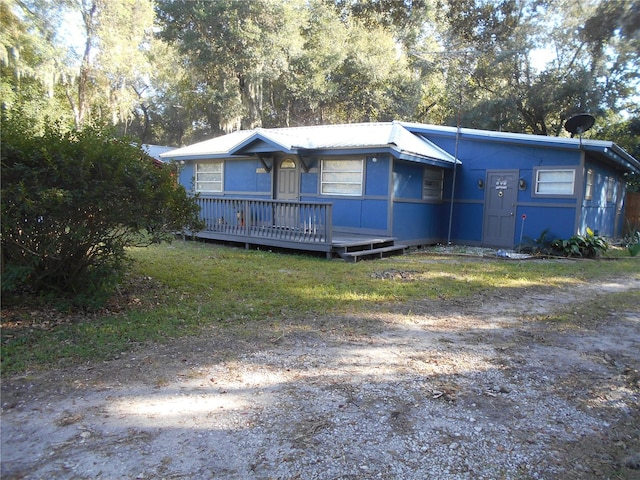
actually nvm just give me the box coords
[2,240,639,375]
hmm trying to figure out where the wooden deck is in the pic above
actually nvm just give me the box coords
[330,234,407,262]
[190,197,406,261]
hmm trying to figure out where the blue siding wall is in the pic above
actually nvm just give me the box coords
[303,155,391,233]
[366,156,390,196]
[392,160,447,243]
[430,135,589,246]
[300,158,319,194]
[446,201,484,244]
[393,162,422,198]
[361,200,388,230]
[327,156,391,232]
[256,168,272,193]
[225,159,270,193]
[179,158,271,196]
[580,161,625,237]
[514,205,576,243]
[393,202,446,243]
[178,163,194,190]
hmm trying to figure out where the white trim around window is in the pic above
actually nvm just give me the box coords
[195,161,223,193]
[320,158,364,196]
[585,169,594,200]
[606,177,615,202]
[533,168,575,196]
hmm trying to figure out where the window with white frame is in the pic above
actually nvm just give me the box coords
[423,167,443,200]
[195,161,223,193]
[606,177,615,202]
[534,168,575,195]
[585,169,594,200]
[320,159,364,196]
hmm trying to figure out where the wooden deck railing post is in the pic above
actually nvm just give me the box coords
[194,197,333,249]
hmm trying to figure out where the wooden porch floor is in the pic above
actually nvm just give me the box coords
[189,229,407,261]
[330,234,407,261]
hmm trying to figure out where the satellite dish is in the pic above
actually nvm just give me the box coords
[564,113,595,138]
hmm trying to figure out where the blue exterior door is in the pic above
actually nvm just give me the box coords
[483,170,518,247]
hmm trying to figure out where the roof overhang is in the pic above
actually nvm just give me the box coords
[583,144,640,175]
[160,121,636,174]
[161,122,459,168]
[294,146,459,169]
[400,121,640,175]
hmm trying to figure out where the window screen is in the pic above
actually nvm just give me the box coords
[535,169,575,195]
[321,159,364,196]
[195,161,223,192]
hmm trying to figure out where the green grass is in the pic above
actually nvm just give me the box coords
[2,240,639,375]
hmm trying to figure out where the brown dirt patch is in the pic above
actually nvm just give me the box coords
[2,274,639,479]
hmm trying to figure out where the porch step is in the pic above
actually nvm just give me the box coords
[338,244,407,262]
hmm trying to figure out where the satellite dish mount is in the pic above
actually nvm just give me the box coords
[564,113,595,147]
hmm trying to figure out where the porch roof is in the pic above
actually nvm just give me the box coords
[160,122,459,167]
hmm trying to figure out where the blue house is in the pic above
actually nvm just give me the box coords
[161,121,640,259]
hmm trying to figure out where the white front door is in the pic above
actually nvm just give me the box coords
[276,157,299,201]
[275,157,299,227]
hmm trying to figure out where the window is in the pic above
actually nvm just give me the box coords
[281,158,296,169]
[423,167,443,200]
[195,161,223,193]
[585,169,594,200]
[606,177,615,202]
[321,159,363,196]
[534,169,575,195]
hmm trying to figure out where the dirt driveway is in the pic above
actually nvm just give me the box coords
[2,270,640,479]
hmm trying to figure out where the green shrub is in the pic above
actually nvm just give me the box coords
[627,231,640,257]
[1,115,203,309]
[517,228,554,255]
[551,228,609,258]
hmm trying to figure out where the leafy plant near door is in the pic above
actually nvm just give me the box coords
[517,228,554,255]
[626,230,640,257]
[551,228,609,258]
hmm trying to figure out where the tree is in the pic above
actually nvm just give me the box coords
[156,0,307,134]
[0,0,76,128]
[330,0,432,51]
[596,110,640,192]
[1,112,203,308]
[418,0,640,137]
[330,19,421,122]
[72,0,155,128]
[155,0,424,133]
[118,37,193,144]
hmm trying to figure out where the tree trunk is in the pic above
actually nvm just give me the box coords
[240,75,262,130]
[77,0,98,127]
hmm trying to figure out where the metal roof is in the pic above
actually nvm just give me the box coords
[141,144,176,162]
[159,130,256,159]
[159,121,639,174]
[160,122,459,166]
[400,122,640,174]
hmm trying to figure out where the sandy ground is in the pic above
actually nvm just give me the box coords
[2,267,640,479]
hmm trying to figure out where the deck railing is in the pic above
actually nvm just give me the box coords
[196,197,333,245]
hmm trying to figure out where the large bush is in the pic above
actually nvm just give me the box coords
[551,228,609,258]
[1,117,202,308]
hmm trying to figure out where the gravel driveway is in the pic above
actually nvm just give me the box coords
[2,273,639,479]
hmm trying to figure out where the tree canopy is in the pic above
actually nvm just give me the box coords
[2,0,638,150]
